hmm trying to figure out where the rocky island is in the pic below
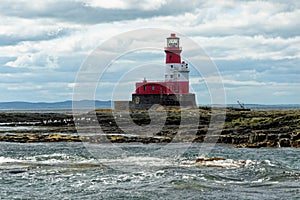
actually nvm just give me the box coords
[0,107,299,148]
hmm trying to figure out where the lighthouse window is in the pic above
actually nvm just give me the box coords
[178,74,180,77]
[144,86,147,91]
[170,65,173,68]
[165,75,168,78]
[152,85,155,90]
[170,75,173,78]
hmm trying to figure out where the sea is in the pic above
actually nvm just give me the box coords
[0,105,300,199]
[0,143,300,199]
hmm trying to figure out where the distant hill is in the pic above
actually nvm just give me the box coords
[0,101,299,111]
[0,100,112,110]
[212,104,300,110]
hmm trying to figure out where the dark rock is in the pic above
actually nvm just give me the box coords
[292,132,300,141]
[219,135,233,144]
[279,138,292,147]
[249,133,267,143]
[247,141,268,148]
[292,139,300,148]
[279,133,291,139]
[266,134,278,141]
[232,136,249,144]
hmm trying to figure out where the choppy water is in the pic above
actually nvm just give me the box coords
[0,142,300,199]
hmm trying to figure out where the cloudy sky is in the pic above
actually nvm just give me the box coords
[0,0,299,104]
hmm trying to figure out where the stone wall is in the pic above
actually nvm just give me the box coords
[131,93,196,110]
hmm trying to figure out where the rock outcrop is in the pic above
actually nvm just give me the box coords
[0,108,299,147]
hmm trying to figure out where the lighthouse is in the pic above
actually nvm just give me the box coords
[129,33,196,110]
[164,33,189,94]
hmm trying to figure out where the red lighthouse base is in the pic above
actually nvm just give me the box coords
[130,93,196,110]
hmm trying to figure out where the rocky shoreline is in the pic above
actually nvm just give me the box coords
[0,107,299,148]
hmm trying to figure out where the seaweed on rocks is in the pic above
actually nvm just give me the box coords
[0,109,299,148]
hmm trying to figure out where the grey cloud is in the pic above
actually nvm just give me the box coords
[0,1,203,24]
[216,59,300,74]
[214,58,300,85]
[0,28,72,46]
[186,1,300,38]
[0,69,77,84]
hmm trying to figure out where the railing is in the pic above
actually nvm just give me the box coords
[164,47,182,51]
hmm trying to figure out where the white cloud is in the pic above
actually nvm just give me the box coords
[7,85,43,91]
[191,75,266,86]
[67,82,76,88]
[5,54,35,68]
[273,91,290,96]
[192,35,300,60]
[82,0,168,10]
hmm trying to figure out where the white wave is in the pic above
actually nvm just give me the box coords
[0,156,21,164]
[187,157,257,168]
[23,153,96,165]
[98,156,173,167]
[261,159,276,167]
[0,126,47,131]
[0,153,96,166]
[0,123,13,125]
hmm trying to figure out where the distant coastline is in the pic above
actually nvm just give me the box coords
[0,100,299,111]
[0,100,112,110]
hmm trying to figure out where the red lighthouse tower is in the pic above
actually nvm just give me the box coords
[164,33,189,94]
[131,33,196,109]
